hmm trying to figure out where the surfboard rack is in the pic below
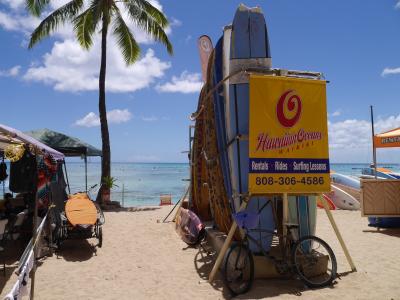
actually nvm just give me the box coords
[208,192,357,283]
[189,67,325,121]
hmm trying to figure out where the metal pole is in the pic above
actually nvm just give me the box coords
[30,164,39,299]
[63,160,71,194]
[122,183,125,208]
[84,154,88,192]
[370,105,377,179]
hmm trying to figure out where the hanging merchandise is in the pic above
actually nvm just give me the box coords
[37,154,58,207]
[4,144,25,162]
[9,148,37,193]
[0,161,7,181]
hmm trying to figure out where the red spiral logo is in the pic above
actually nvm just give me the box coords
[276,90,302,128]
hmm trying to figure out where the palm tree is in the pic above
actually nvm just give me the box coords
[26,0,173,203]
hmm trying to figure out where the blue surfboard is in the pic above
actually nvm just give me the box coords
[226,5,275,252]
[212,37,233,204]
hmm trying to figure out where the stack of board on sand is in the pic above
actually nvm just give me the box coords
[190,4,324,252]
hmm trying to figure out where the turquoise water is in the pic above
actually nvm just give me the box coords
[65,162,400,206]
[65,162,190,207]
[2,162,400,206]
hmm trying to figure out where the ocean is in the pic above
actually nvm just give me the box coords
[2,162,400,206]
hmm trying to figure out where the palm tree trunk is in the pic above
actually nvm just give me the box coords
[96,15,111,203]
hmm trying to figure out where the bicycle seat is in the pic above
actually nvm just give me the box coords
[233,211,260,229]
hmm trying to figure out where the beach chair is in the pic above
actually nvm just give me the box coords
[9,209,28,240]
[159,194,172,206]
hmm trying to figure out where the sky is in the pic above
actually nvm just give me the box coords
[1,0,400,163]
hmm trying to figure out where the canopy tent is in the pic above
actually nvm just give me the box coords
[24,128,102,157]
[0,125,66,298]
[0,124,64,160]
[373,127,400,148]
[24,128,102,192]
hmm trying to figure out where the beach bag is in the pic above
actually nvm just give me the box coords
[0,162,7,181]
[175,208,205,245]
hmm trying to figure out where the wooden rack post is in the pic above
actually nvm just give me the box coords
[320,194,357,272]
[208,201,247,283]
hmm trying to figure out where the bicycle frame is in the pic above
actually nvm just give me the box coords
[238,197,298,267]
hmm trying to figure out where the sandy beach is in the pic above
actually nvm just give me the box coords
[1,206,400,300]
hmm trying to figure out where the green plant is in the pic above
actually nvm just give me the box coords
[101,176,118,190]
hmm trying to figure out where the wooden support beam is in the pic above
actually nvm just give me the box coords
[208,201,247,283]
[320,194,357,272]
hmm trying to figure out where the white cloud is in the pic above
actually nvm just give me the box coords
[331,110,341,117]
[1,0,174,93]
[0,0,25,10]
[328,114,400,162]
[329,114,400,150]
[107,109,132,124]
[185,35,192,44]
[75,109,132,127]
[381,67,400,77]
[170,17,182,27]
[75,112,100,127]
[0,10,40,33]
[395,1,400,9]
[0,65,21,77]
[141,116,158,122]
[24,43,170,92]
[156,71,203,94]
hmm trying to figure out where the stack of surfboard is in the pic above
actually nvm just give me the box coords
[318,173,361,211]
[190,4,321,252]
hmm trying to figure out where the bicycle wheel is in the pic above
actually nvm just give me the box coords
[292,235,337,288]
[223,242,254,296]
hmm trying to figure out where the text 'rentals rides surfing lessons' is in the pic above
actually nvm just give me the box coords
[248,75,330,194]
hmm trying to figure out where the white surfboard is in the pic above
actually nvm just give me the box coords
[329,184,360,210]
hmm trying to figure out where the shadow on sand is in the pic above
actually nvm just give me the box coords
[104,207,161,213]
[193,241,341,299]
[193,244,232,299]
[362,228,400,238]
[0,240,26,292]
[56,239,98,262]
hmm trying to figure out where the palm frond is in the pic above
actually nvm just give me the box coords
[25,0,50,17]
[28,0,84,48]
[127,0,168,27]
[112,6,140,65]
[123,1,173,55]
[73,2,102,50]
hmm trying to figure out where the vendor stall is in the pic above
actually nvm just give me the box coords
[0,123,65,298]
[361,108,400,227]
[25,129,102,192]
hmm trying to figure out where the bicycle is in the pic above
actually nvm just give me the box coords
[223,200,337,295]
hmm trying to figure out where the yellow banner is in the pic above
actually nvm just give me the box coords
[249,75,330,193]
